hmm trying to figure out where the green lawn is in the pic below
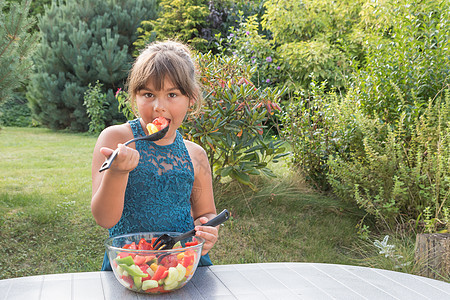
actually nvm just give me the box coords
[1,127,437,281]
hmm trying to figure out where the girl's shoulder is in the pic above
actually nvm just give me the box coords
[96,123,133,149]
[183,139,209,166]
[183,139,206,157]
[183,139,212,181]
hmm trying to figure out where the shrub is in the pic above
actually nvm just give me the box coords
[134,0,265,54]
[281,80,450,228]
[27,0,158,131]
[83,81,107,134]
[134,0,209,52]
[217,14,284,90]
[261,0,365,91]
[327,89,450,228]
[181,51,288,187]
[280,81,340,189]
[0,0,38,105]
[204,0,266,53]
[352,0,450,123]
[0,94,32,127]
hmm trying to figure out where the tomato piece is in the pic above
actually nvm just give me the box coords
[138,238,153,250]
[159,254,178,268]
[152,117,169,131]
[133,255,146,265]
[185,241,199,247]
[151,265,168,281]
[117,252,133,259]
[182,255,193,268]
[144,255,156,264]
[139,264,149,273]
[121,275,134,288]
[123,242,137,250]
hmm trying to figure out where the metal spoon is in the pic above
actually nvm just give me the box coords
[98,125,169,172]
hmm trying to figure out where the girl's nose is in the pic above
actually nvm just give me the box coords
[153,98,167,112]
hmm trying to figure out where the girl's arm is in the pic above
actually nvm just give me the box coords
[186,141,218,256]
[91,124,139,229]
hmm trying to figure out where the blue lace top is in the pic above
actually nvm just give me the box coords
[101,118,211,270]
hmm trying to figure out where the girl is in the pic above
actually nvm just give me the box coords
[91,40,218,270]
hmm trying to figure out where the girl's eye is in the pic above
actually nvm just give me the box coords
[168,93,177,98]
[144,93,154,98]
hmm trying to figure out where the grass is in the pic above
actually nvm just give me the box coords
[0,127,447,282]
[0,127,105,278]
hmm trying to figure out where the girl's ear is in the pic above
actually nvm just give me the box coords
[189,98,196,107]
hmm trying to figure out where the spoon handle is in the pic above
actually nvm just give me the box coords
[175,209,230,242]
[98,148,120,172]
[98,137,140,173]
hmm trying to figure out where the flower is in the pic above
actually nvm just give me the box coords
[276,66,281,70]
[266,79,270,83]
[245,31,250,35]
[266,56,272,63]
[115,88,122,98]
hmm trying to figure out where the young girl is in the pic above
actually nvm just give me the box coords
[91,40,218,271]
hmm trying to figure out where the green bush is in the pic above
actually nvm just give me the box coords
[281,0,450,229]
[134,0,209,52]
[0,94,32,127]
[134,0,265,54]
[283,84,450,227]
[327,89,450,228]
[0,0,38,104]
[261,0,365,91]
[217,14,284,90]
[205,0,266,53]
[182,52,288,188]
[27,0,158,131]
[280,81,344,189]
[352,0,450,123]
[83,81,107,134]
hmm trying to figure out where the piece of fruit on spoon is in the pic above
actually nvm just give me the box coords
[147,117,169,134]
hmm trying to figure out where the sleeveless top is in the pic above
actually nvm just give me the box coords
[101,118,212,270]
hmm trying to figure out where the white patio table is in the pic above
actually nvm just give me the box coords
[1,262,449,299]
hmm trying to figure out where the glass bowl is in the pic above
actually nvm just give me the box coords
[105,232,205,294]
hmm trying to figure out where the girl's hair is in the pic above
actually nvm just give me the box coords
[126,40,202,116]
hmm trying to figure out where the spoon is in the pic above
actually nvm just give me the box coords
[152,209,230,250]
[99,125,169,172]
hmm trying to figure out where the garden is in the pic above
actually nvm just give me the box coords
[0,0,449,283]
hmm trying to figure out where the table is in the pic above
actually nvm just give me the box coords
[1,263,449,299]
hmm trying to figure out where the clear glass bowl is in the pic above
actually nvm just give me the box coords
[105,232,205,294]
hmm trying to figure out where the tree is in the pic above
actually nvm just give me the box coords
[27,0,158,131]
[261,0,365,91]
[134,0,209,52]
[0,0,37,104]
[352,0,450,123]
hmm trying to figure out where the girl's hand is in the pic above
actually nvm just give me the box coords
[100,144,139,173]
[194,216,219,256]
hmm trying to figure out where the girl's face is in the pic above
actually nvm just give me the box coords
[136,77,193,144]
